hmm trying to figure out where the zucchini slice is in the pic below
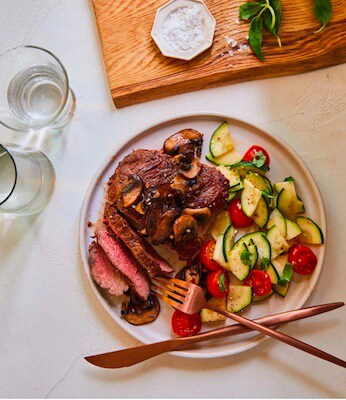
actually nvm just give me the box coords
[245,171,273,194]
[274,181,296,197]
[241,179,262,217]
[227,243,251,280]
[201,297,227,322]
[296,216,324,244]
[227,285,253,312]
[252,197,269,228]
[272,254,292,297]
[267,208,287,237]
[266,263,279,285]
[232,232,271,264]
[206,150,242,166]
[266,225,289,259]
[247,243,258,269]
[277,188,304,220]
[227,192,237,202]
[228,162,269,177]
[211,211,231,239]
[253,290,273,302]
[222,225,236,262]
[217,166,243,192]
[212,234,228,269]
[285,218,302,241]
[209,122,234,158]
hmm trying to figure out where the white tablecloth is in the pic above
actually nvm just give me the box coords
[0,1,345,397]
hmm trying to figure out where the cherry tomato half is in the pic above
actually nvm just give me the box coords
[229,199,253,228]
[243,145,270,166]
[206,270,230,298]
[171,310,201,337]
[244,269,272,296]
[200,240,222,272]
[288,244,317,275]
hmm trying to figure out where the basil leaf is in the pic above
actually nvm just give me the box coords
[252,150,267,168]
[314,0,332,32]
[259,257,270,270]
[239,2,263,20]
[218,273,227,292]
[284,176,295,182]
[241,250,253,266]
[278,263,293,287]
[249,16,264,61]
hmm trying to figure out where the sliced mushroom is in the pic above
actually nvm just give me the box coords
[169,175,189,196]
[178,157,202,179]
[175,262,202,285]
[151,209,180,245]
[145,198,168,237]
[134,201,146,215]
[182,207,211,221]
[163,129,203,157]
[122,294,160,326]
[173,215,198,243]
[121,174,143,207]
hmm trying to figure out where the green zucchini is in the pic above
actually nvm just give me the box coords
[266,263,279,285]
[277,188,304,220]
[296,216,324,244]
[222,225,236,262]
[212,234,228,269]
[285,218,302,241]
[228,162,269,178]
[232,232,271,264]
[241,179,262,217]
[217,166,243,192]
[245,171,273,194]
[253,290,273,302]
[227,285,253,312]
[266,225,289,259]
[206,151,242,166]
[267,208,287,237]
[252,196,269,228]
[227,243,251,280]
[201,297,227,322]
[210,122,235,157]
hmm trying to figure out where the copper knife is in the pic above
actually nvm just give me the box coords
[85,302,344,369]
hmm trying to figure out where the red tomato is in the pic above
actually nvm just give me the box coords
[244,269,272,296]
[171,310,201,337]
[243,145,270,166]
[229,199,253,228]
[206,270,230,298]
[200,240,222,272]
[288,244,317,275]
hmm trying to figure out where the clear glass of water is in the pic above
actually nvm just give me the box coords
[0,45,75,132]
[0,143,55,215]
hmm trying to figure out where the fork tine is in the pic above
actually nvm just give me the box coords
[152,278,187,297]
[153,290,183,308]
[166,277,191,289]
[152,281,185,301]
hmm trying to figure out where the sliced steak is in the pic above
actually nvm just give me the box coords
[107,149,177,204]
[96,228,150,300]
[104,204,174,277]
[185,165,229,211]
[89,241,129,297]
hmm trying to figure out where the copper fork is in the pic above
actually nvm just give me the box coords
[152,277,346,368]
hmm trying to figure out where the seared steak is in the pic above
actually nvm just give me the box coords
[89,242,129,297]
[104,204,175,277]
[96,228,150,299]
[184,164,229,210]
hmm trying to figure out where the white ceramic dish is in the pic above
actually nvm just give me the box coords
[151,0,216,61]
[79,112,326,359]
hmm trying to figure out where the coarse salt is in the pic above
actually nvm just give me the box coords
[225,36,238,48]
[161,6,206,53]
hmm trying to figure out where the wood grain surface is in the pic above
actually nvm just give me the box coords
[92,0,346,107]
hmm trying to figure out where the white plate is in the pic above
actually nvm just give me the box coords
[79,112,326,359]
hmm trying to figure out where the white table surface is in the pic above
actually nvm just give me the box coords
[0,0,345,398]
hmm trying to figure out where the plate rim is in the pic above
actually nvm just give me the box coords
[79,111,326,359]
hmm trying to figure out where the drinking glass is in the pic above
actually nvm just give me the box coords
[0,45,75,132]
[0,143,55,215]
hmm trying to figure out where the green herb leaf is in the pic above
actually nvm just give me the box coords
[249,16,264,61]
[218,273,227,292]
[284,176,295,182]
[239,2,264,20]
[278,262,293,287]
[262,189,274,199]
[262,0,282,46]
[241,250,253,266]
[259,257,270,270]
[313,0,332,33]
[252,150,267,168]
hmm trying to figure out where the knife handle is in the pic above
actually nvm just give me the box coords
[85,302,344,368]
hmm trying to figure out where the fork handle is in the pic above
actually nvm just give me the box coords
[208,304,346,368]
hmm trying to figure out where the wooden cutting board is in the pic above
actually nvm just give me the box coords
[92,0,346,108]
